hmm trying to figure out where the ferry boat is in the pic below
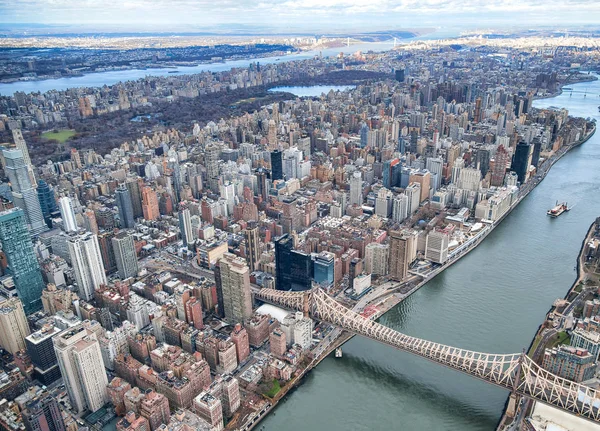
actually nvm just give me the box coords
[547,201,570,218]
[335,348,343,358]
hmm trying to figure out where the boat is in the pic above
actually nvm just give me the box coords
[335,348,343,358]
[547,201,570,218]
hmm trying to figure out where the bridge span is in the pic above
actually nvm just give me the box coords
[254,287,600,423]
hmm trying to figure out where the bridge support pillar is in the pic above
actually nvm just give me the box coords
[506,394,518,418]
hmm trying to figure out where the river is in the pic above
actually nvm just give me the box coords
[258,80,600,430]
[0,42,395,97]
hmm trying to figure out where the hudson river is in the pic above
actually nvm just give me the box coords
[260,79,600,430]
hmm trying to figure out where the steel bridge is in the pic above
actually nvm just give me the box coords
[254,287,600,423]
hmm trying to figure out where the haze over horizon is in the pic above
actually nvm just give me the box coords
[0,0,599,34]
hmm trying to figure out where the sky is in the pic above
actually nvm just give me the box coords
[0,0,599,33]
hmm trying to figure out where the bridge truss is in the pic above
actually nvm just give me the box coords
[254,287,600,422]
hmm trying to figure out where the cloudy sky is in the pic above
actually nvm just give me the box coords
[0,0,598,32]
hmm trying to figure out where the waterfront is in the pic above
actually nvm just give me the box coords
[0,42,394,96]
[259,80,600,430]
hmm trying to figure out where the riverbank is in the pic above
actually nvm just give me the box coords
[533,73,598,101]
[244,121,597,431]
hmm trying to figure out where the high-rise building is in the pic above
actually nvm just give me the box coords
[125,178,144,219]
[511,141,532,184]
[11,129,36,187]
[0,208,46,314]
[115,185,135,229]
[0,297,30,354]
[408,170,431,203]
[243,223,260,272]
[68,232,107,300]
[270,150,283,181]
[205,143,222,192]
[25,324,62,385]
[491,144,510,187]
[178,204,194,248]
[274,234,313,291]
[98,231,117,274]
[3,149,47,235]
[542,345,596,383]
[364,243,389,276]
[270,328,287,357]
[22,390,66,431]
[214,253,253,325]
[312,252,334,287]
[53,324,109,413]
[141,187,159,221]
[425,229,449,264]
[389,230,415,281]
[139,390,170,431]
[112,232,139,280]
[58,196,78,232]
[37,180,58,228]
[349,171,363,206]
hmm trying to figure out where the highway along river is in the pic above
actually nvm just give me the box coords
[260,78,600,430]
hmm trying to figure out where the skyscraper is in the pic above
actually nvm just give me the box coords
[0,297,30,354]
[22,391,66,431]
[0,208,46,314]
[349,171,363,206]
[178,204,194,248]
[58,196,78,232]
[115,185,135,229]
[214,253,253,324]
[243,223,260,272]
[112,232,139,280]
[274,234,313,291]
[11,129,36,187]
[25,324,62,385]
[491,145,510,187]
[3,149,47,235]
[205,142,222,192]
[270,149,283,181]
[68,232,107,300]
[141,187,160,221]
[125,178,144,219]
[37,179,58,228]
[53,324,108,413]
[389,230,415,281]
[511,141,532,184]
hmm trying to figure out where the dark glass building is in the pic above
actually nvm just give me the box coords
[115,185,135,229]
[0,208,45,314]
[271,150,283,181]
[275,234,313,291]
[37,180,58,228]
[25,325,62,385]
[510,141,531,184]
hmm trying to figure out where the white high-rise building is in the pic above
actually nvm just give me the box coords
[283,147,303,179]
[458,168,482,192]
[58,196,78,232]
[425,230,449,264]
[364,243,389,276]
[219,182,235,216]
[112,232,139,279]
[426,157,444,191]
[349,172,363,206]
[375,188,393,218]
[392,193,409,223]
[53,324,109,413]
[405,183,421,215]
[11,129,36,187]
[3,149,47,235]
[68,232,107,300]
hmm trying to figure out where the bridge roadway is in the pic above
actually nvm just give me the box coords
[254,287,600,424]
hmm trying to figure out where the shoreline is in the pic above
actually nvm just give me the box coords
[242,121,597,431]
[533,74,598,101]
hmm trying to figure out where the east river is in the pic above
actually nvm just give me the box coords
[259,80,600,430]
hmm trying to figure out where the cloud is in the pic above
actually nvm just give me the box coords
[0,0,598,29]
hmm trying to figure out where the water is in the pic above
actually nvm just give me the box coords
[0,42,394,96]
[260,79,600,430]
[268,85,355,97]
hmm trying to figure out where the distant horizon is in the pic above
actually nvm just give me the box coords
[1,0,599,34]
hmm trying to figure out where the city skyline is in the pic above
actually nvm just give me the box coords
[0,0,599,31]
